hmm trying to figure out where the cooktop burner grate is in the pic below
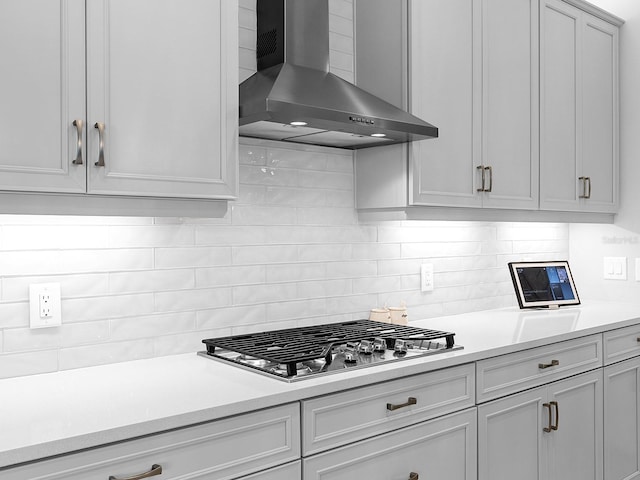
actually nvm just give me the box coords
[201,319,457,378]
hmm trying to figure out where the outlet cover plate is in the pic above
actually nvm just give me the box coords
[421,263,434,292]
[29,283,62,329]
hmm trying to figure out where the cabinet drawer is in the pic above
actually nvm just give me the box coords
[244,461,300,480]
[603,324,640,365]
[302,363,475,455]
[3,403,300,480]
[303,408,477,480]
[476,334,602,402]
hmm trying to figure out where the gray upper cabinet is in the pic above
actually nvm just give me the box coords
[540,0,621,213]
[0,0,238,203]
[355,0,621,218]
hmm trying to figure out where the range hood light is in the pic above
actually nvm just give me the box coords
[290,121,308,126]
[370,133,386,138]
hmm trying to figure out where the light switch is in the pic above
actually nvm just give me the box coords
[603,257,627,280]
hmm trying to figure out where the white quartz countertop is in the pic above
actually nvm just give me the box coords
[2,300,640,469]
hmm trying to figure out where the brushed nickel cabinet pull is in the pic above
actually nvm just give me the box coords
[543,402,553,432]
[72,119,83,165]
[387,396,417,411]
[579,176,591,199]
[538,359,559,369]
[108,464,162,480]
[551,401,559,431]
[484,165,493,192]
[409,473,419,480]
[477,165,486,192]
[579,176,586,198]
[94,122,105,167]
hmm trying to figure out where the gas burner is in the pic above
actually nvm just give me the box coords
[199,319,462,382]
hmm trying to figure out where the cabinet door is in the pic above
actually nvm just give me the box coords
[0,0,86,193]
[409,0,482,208]
[581,14,618,213]
[86,0,238,199]
[481,0,539,210]
[304,409,477,480]
[478,387,546,480]
[539,0,581,211]
[546,369,603,480]
[605,358,640,480]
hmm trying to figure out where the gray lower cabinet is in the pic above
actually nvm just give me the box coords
[2,404,300,480]
[303,408,477,480]
[478,369,603,480]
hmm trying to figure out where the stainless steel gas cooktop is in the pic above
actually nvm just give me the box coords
[198,319,462,382]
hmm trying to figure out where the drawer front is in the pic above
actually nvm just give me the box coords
[243,461,300,480]
[302,363,475,455]
[604,324,640,365]
[3,403,300,480]
[303,408,477,480]
[476,334,602,403]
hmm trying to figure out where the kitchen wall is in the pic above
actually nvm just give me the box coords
[0,0,569,380]
[568,0,640,300]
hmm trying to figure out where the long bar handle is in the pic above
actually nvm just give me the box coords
[387,396,417,411]
[484,166,493,192]
[543,402,553,433]
[538,359,559,369]
[477,165,486,192]
[72,119,83,165]
[108,464,162,480]
[409,473,419,480]
[551,400,559,431]
[94,122,105,167]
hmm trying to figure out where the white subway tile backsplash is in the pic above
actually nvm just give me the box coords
[63,294,155,323]
[109,270,195,294]
[110,313,196,341]
[154,287,232,313]
[0,350,58,379]
[0,141,569,379]
[197,265,266,288]
[155,246,232,269]
[58,339,154,371]
[196,304,267,330]
[232,245,298,265]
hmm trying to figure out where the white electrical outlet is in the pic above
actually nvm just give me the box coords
[29,283,62,329]
[421,263,434,292]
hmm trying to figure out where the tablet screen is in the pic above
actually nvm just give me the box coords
[508,261,580,309]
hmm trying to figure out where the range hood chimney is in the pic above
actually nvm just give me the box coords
[239,0,438,150]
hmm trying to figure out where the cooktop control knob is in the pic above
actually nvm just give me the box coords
[358,339,374,354]
[372,337,387,352]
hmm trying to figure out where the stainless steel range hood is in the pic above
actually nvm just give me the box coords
[239,0,438,150]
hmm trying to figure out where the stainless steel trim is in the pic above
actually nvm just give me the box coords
[477,165,486,192]
[485,166,493,193]
[387,396,417,411]
[551,401,559,431]
[543,402,552,433]
[72,119,83,165]
[108,464,162,480]
[538,359,559,369]
[94,122,105,167]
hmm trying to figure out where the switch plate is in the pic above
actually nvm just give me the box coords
[603,257,627,280]
[29,283,62,329]
[635,258,640,282]
[421,263,434,292]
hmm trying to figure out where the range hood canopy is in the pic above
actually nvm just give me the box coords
[239,0,438,150]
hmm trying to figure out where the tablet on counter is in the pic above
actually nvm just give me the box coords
[508,261,580,309]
